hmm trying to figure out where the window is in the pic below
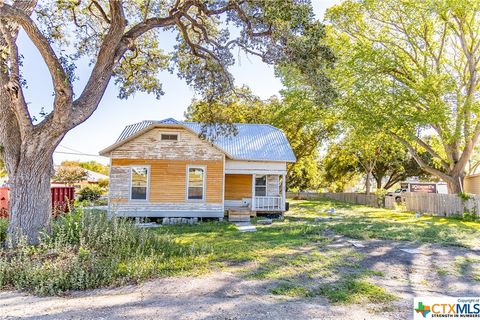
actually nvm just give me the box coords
[255,175,267,196]
[187,167,205,200]
[161,133,178,141]
[130,167,148,200]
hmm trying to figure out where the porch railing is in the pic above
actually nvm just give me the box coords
[253,196,284,211]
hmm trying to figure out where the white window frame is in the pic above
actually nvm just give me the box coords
[129,165,150,201]
[186,165,206,202]
[160,132,180,141]
[255,174,268,197]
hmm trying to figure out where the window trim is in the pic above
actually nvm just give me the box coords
[160,132,179,141]
[186,165,206,202]
[129,165,150,201]
[255,174,268,197]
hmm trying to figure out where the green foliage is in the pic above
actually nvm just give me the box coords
[321,131,428,192]
[0,218,7,243]
[33,1,326,103]
[0,158,6,178]
[458,192,473,202]
[185,85,337,191]
[324,0,480,189]
[61,161,109,176]
[0,210,209,295]
[97,179,109,189]
[78,185,105,202]
[52,166,88,185]
[463,211,477,222]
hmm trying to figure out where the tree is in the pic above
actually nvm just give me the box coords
[61,161,109,176]
[185,85,337,191]
[52,166,88,186]
[321,131,430,193]
[0,1,324,243]
[325,0,480,193]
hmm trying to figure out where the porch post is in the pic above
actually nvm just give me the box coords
[251,173,256,210]
[282,173,286,210]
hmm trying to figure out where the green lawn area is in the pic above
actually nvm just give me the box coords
[152,198,480,303]
[287,198,480,248]
[3,198,480,300]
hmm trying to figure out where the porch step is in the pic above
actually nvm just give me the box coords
[227,209,252,222]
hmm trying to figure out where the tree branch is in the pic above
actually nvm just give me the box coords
[390,131,453,182]
[0,2,73,114]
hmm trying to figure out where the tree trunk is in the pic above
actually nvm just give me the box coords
[447,174,464,194]
[365,171,372,195]
[7,150,53,245]
[375,176,383,190]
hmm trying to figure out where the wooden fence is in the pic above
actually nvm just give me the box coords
[287,191,480,217]
[403,192,480,217]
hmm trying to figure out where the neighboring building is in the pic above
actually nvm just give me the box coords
[52,165,109,189]
[465,174,480,195]
[99,118,296,219]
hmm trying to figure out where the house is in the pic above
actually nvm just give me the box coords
[465,174,480,195]
[52,165,109,187]
[99,118,296,219]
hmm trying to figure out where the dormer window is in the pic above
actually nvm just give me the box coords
[161,133,178,141]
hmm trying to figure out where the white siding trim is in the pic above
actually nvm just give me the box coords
[186,165,207,202]
[129,165,151,202]
[222,154,225,212]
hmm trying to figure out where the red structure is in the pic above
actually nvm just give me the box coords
[0,186,75,218]
[0,187,8,218]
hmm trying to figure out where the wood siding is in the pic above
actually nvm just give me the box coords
[266,175,280,196]
[465,175,480,195]
[225,174,252,200]
[110,159,223,204]
[110,127,224,160]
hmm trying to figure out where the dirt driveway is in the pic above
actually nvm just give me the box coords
[2,236,480,320]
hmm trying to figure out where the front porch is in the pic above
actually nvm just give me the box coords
[224,173,287,216]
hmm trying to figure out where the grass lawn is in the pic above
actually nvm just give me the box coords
[4,197,480,301]
[287,198,480,248]
[147,198,473,303]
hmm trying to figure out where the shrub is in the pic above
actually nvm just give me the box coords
[0,209,210,295]
[78,185,104,202]
[0,218,7,243]
[463,211,477,222]
[97,178,109,189]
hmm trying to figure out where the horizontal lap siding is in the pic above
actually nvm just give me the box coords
[225,174,252,200]
[110,128,224,161]
[111,159,223,204]
[465,175,480,195]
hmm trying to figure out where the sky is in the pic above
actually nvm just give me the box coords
[17,0,340,165]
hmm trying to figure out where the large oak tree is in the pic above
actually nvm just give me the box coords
[0,0,324,244]
[325,0,480,193]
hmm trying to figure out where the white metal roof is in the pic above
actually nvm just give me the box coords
[111,118,296,162]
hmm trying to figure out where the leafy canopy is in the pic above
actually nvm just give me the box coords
[324,0,480,190]
[185,83,337,190]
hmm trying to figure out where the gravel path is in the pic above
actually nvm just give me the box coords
[2,237,479,320]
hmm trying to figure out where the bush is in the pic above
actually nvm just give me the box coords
[0,209,210,295]
[97,178,109,189]
[463,211,477,222]
[78,185,104,202]
[0,219,7,243]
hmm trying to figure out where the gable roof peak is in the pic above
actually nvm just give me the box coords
[157,118,180,124]
[105,119,296,162]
